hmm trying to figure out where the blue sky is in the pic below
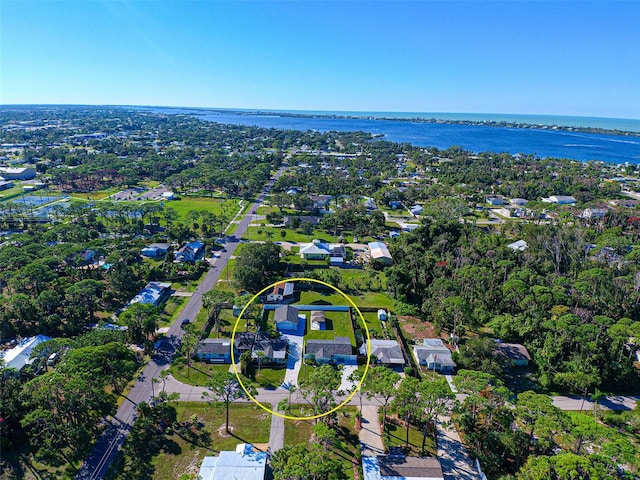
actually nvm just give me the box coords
[1,1,639,119]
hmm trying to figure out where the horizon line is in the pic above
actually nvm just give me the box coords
[2,103,640,124]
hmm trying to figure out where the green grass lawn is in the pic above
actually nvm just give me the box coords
[170,357,284,390]
[158,296,188,327]
[305,311,355,343]
[245,225,336,243]
[361,312,385,338]
[298,289,350,306]
[168,197,241,223]
[151,402,271,480]
[383,418,437,457]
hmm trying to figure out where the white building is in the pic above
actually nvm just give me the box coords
[0,167,37,180]
[1,334,52,371]
[368,241,393,265]
[198,444,267,480]
[542,195,577,205]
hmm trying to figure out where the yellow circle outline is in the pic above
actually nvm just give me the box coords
[231,277,371,420]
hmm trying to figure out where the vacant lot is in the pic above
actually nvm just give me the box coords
[151,402,271,479]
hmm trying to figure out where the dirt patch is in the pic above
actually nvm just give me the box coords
[397,315,440,340]
[217,424,235,437]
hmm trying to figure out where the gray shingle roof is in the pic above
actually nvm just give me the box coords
[274,305,300,326]
[198,339,231,356]
[306,336,353,357]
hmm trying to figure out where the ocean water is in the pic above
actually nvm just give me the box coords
[149,107,640,164]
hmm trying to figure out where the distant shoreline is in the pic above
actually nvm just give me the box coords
[200,109,640,138]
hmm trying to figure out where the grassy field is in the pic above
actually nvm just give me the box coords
[245,225,335,243]
[158,296,188,327]
[168,197,241,223]
[70,187,122,200]
[151,402,271,480]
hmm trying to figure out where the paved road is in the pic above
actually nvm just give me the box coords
[76,168,285,480]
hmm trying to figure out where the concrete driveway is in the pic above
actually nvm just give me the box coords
[282,334,304,387]
[339,365,358,392]
[437,416,479,480]
[359,405,385,456]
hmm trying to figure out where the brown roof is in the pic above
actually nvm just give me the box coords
[496,343,531,361]
[378,456,444,479]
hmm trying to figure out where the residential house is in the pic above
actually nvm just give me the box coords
[310,311,327,330]
[309,194,332,210]
[0,334,52,371]
[409,205,424,216]
[234,332,256,355]
[0,181,14,191]
[400,222,420,232]
[252,333,288,364]
[413,339,456,374]
[141,242,170,258]
[389,200,403,209]
[496,342,532,367]
[360,339,405,366]
[389,230,400,239]
[368,241,393,266]
[175,241,205,263]
[510,198,529,206]
[542,195,577,205]
[266,282,295,303]
[197,339,232,363]
[198,443,267,480]
[299,240,346,262]
[486,197,508,206]
[305,336,356,365]
[580,208,607,220]
[0,167,37,180]
[364,198,378,211]
[161,191,176,200]
[362,455,444,480]
[128,281,172,307]
[506,240,528,251]
[274,305,305,334]
[283,215,322,227]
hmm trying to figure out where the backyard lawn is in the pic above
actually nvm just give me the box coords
[305,311,355,343]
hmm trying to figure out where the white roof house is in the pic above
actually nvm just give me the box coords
[198,444,267,480]
[506,240,528,251]
[299,240,345,260]
[542,195,577,205]
[1,334,52,371]
[0,167,37,180]
[368,242,393,265]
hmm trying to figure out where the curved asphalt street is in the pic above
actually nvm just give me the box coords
[75,168,285,480]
